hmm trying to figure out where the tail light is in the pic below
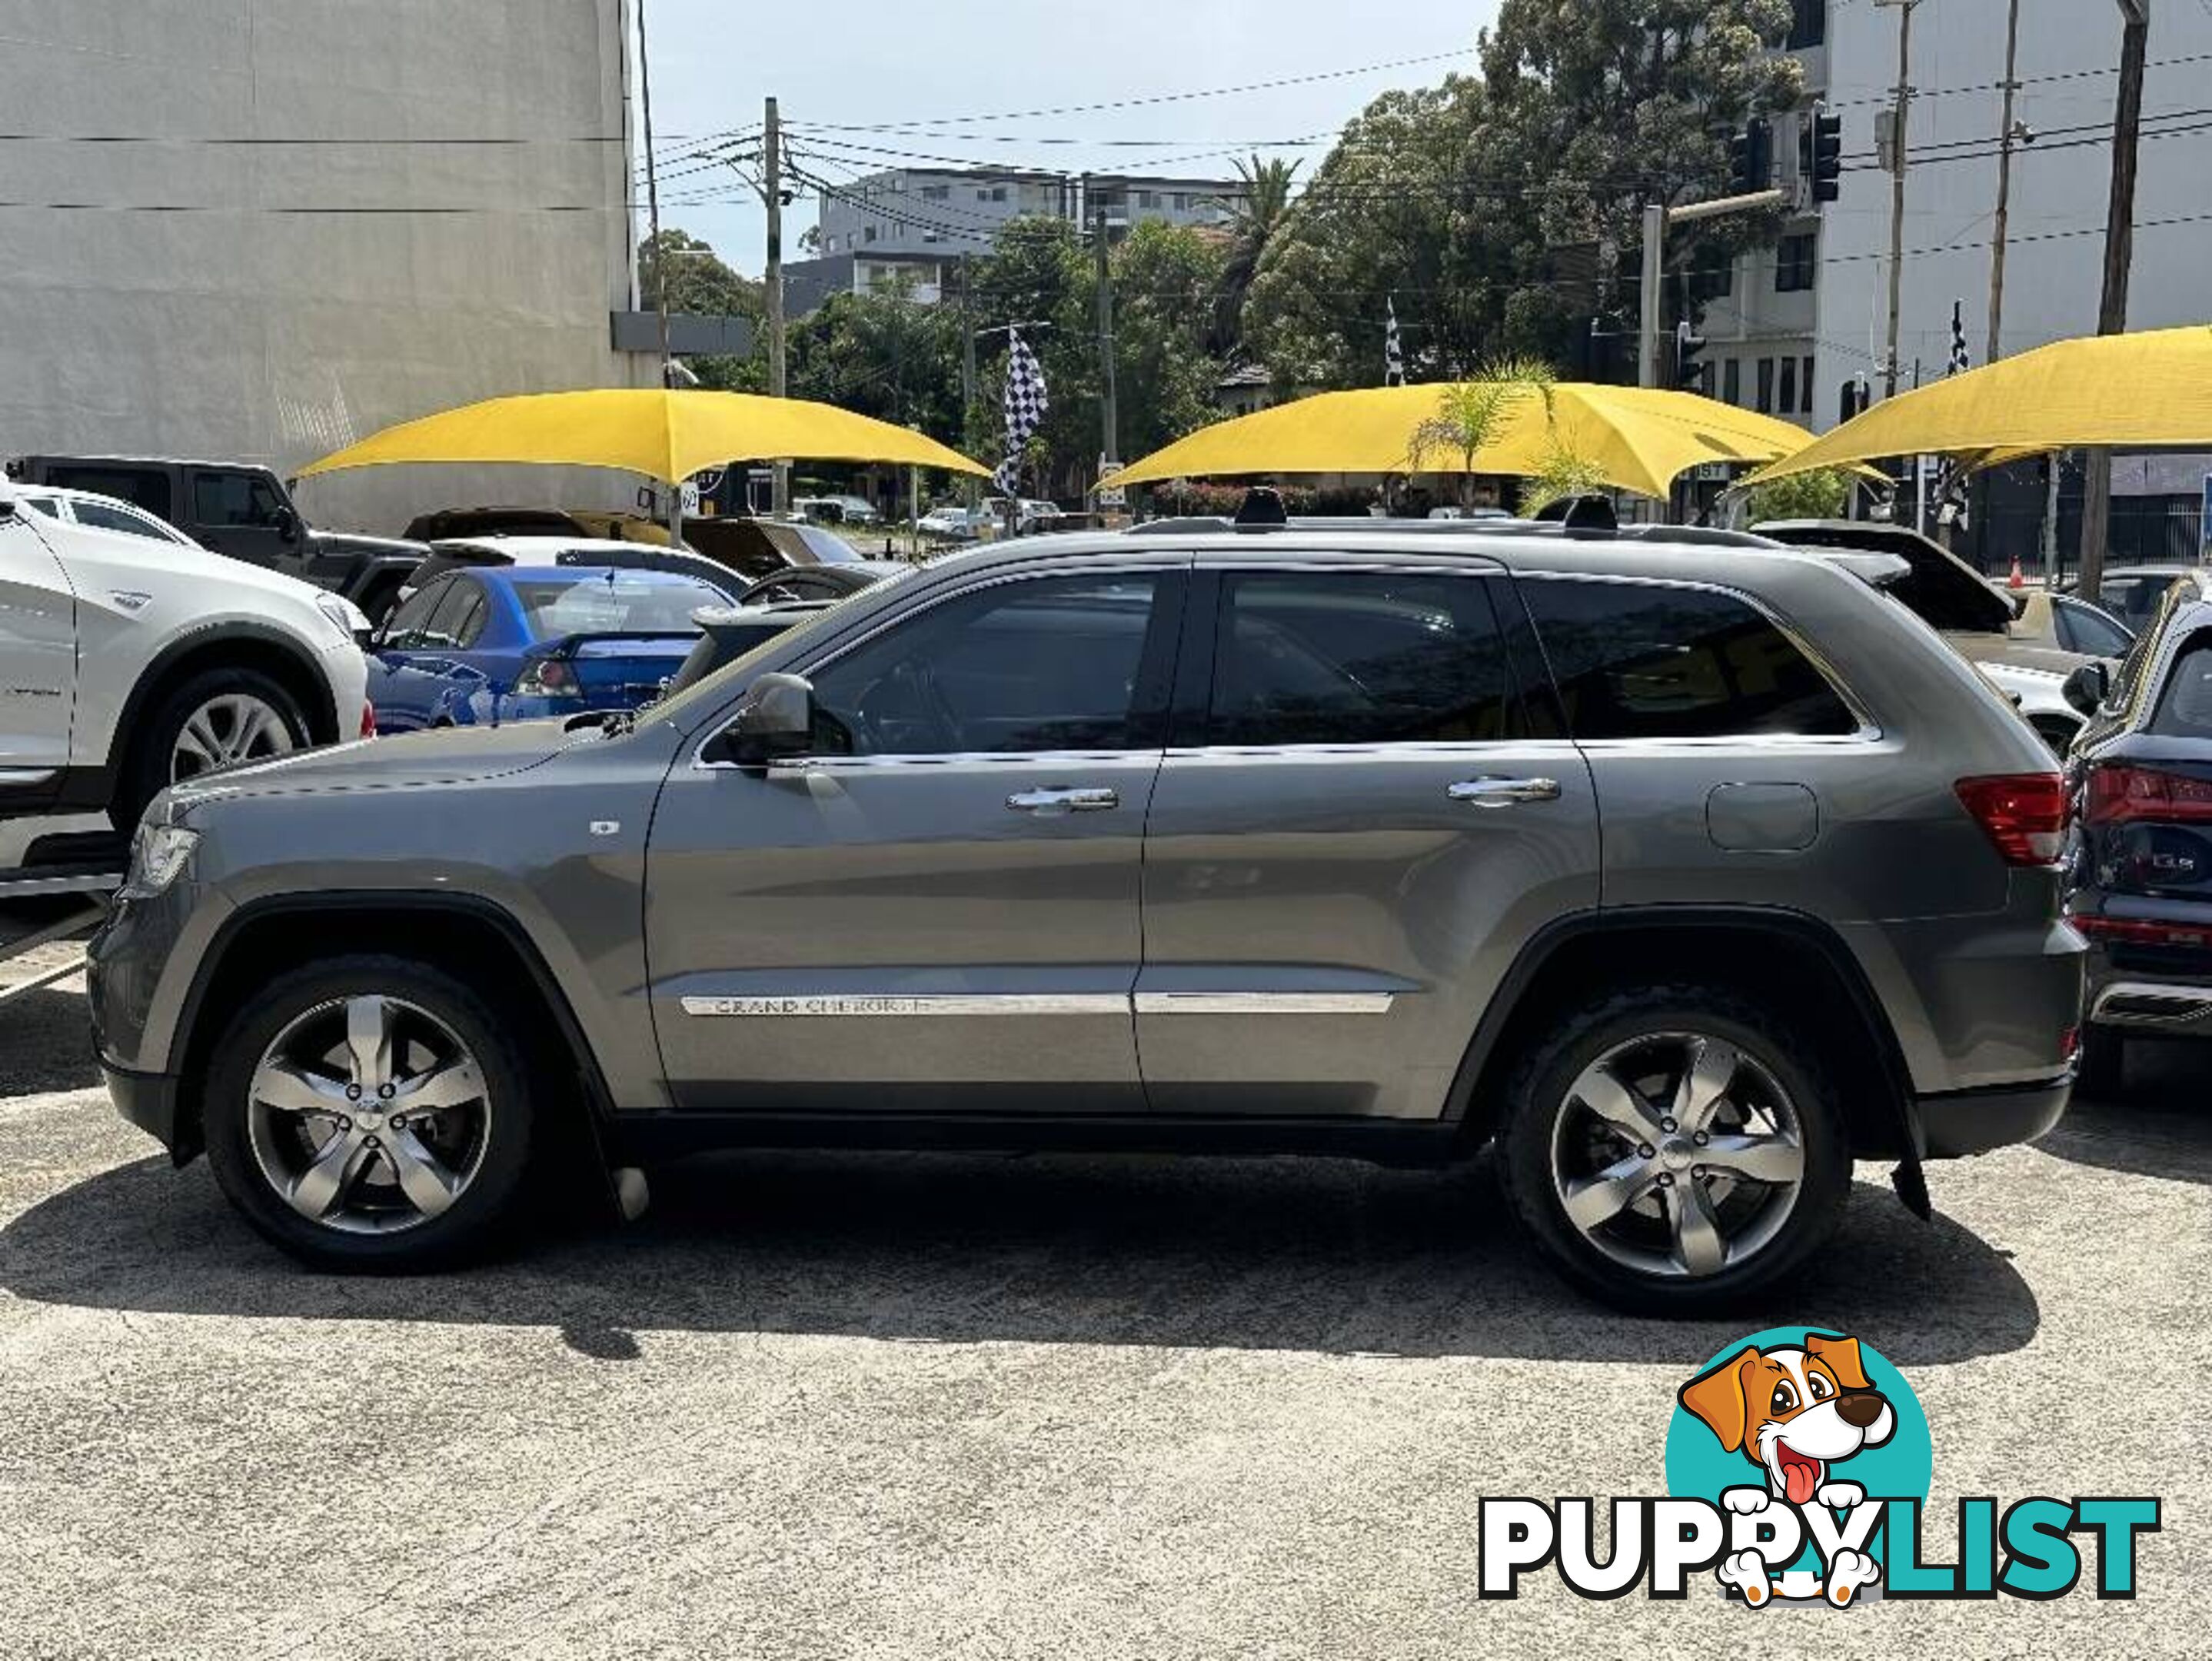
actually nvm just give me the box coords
[514,657,579,698]
[360,700,378,739]
[2085,764,2212,825]
[2073,914,2212,949]
[1955,774,2067,866]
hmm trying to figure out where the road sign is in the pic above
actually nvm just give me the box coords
[1097,460,1127,510]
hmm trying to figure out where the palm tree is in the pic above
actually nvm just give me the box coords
[1209,155,1301,356]
[1407,356,1562,511]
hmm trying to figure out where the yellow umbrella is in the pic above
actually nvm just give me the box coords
[1744,324,2212,487]
[1106,382,1814,499]
[298,388,990,484]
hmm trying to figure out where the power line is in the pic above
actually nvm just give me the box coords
[791,50,1472,131]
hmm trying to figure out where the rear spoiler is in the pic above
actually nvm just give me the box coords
[521,630,700,661]
[1821,550,1914,590]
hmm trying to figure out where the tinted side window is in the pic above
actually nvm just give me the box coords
[72,500,176,542]
[2055,597,2134,660]
[191,471,284,528]
[807,573,1164,757]
[422,578,481,648]
[1520,579,1858,740]
[2150,633,2212,739]
[381,578,452,649]
[1207,571,1520,746]
[48,466,172,520]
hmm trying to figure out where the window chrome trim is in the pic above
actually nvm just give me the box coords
[1508,568,1884,744]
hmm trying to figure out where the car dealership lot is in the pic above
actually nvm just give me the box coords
[0,960,2200,1659]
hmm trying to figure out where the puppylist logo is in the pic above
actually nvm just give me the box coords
[1480,1328,2160,1607]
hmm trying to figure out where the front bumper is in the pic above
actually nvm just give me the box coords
[101,1060,192,1162]
[1917,1074,2072,1158]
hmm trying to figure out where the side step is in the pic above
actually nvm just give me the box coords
[0,870,121,1003]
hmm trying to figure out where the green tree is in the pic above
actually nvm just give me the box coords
[785,280,965,444]
[1113,221,1227,463]
[1744,464,1854,524]
[1475,0,1804,345]
[1249,5,1804,392]
[1210,154,1301,357]
[635,229,764,391]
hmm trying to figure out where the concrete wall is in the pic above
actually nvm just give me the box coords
[1815,0,2212,429]
[0,0,652,533]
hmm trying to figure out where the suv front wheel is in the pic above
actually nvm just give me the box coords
[204,956,536,1270]
[1499,986,1850,1313]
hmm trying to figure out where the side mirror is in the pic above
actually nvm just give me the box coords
[274,506,301,542]
[704,672,815,767]
[2063,661,2111,718]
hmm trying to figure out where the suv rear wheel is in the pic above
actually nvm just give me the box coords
[1498,986,1850,1313]
[203,955,536,1270]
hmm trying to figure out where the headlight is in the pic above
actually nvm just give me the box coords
[314,592,372,644]
[121,824,199,899]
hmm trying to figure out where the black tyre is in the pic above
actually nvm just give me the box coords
[2077,1028,2126,1098]
[1497,984,1851,1316]
[203,955,537,1271]
[119,667,310,830]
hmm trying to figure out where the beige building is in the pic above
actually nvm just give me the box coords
[0,0,653,531]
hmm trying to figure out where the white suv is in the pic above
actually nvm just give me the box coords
[1,483,371,874]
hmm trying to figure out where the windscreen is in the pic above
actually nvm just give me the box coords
[513,574,729,639]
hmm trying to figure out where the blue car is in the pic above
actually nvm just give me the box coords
[366,565,739,731]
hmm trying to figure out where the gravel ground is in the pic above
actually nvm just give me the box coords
[0,940,2202,1659]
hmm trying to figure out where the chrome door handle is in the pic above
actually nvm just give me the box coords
[1447,776,1562,807]
[1006,786,1119,815]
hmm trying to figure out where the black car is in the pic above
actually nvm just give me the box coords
[2061,574,2212,1090]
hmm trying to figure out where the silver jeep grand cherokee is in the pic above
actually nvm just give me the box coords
[87,528,2084,1312]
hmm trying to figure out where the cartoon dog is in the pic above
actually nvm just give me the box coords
[1678,1333,1898,1607]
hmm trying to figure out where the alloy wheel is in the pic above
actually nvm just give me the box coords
[171,692,297,782]
[1548,1030,1806,1280]
[245,995,493,1235]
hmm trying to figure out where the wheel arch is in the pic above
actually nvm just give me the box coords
[1445,907,1922,1174]
[106,624,341,773]
[167,892,614,1163]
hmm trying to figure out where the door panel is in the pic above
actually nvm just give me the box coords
[646,753,1163,1111]
[1135,564,1602,1120]
[644,564,1184,1113]
[0,516,78,786]
[1137,743,1598,1117]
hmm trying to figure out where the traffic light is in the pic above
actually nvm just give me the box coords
[1807,105,1844,202]
[1728,116,1773,195]
[1675,318,1710,393]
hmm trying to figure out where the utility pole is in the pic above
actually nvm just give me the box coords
[960,252,980,511]
[1638,201,1665,388]
[1878,0,1920,400]
[764,95,790,517]
[635,0,671,388]
[1987,0,2024,362]
[1093,201,1119,478]
[2080,0,2151,604]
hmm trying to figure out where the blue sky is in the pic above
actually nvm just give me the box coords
[636,0,1500,275]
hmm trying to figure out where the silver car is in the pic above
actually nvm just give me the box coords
[86,528,2084,1311]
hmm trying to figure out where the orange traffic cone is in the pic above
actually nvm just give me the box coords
[2008,553,2027,589]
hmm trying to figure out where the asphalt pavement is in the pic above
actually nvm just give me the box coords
[0,944,2202,1659]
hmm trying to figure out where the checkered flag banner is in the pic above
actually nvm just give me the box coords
[1948,298,1971,377]
[1385,298,1405,387]
[996,330,1048,494]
